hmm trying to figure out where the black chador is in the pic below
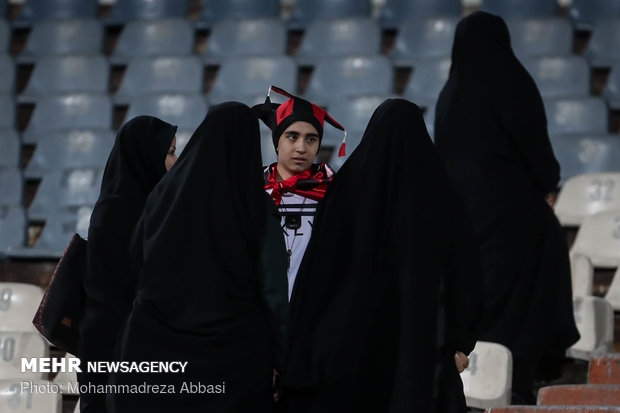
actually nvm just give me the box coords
[78,116,176,413]
[280,99,483,413]
[434,11,579,403]
[108,103,285,412]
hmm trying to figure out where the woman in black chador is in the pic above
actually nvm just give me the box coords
[79,116,177,413]
[434,11,580,404]
[108,102,286,412]
[279,99,483,413]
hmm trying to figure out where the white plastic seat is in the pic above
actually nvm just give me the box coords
[567,296,614,360]
[604,266,620,310]
[555,173,620,226]
[570,253,594,298]
[460,341,512,409]
[0,332,49,380]
[0,379,61,413]
[0,283,44,333]
[52,354,79,395]
[570,210,620,268]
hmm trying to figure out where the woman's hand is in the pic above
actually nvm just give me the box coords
[454,351,469,373]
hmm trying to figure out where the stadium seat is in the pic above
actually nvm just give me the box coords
[111,19,194,64]
[0,1,6,19]
[19,56,109,103]
[327,95,391,170]
[296,18,381,66]
[304,56,393,106]
[0,95,13,129]
[202,18,286,65]
[604,266,620,311]
[423,103,436,141]
[585,19,620,68]
[544,97,608,136]
[480,0,557,19]
[31,207,91,258]
[378,0,461,30]
[0,55,14,94]
[208,56,297,105]
[506,18,573,59]
[17,19,103,64]
[114,56,203,104]
[550,135,620,184]
[0,19,9,54]
[0,379,61,412]
[570,0,620,31]
[105,0,190,25]
[460,341,512,409]
[13,0,98,28]
[603,65,620,109]
[28,169,102,221]
[22,94,112,144]
[198,0,280,29]
[125,94,208,130]
[567,296,614,360]
[521,56,589,98]
[260,129,278,167]
[0,207,26,252]
[570,253,594,297]
[174,129,193,155]
[571,210,620,267]
[0,332,49,380]
[288,0,372,30]
[0,283,44,333]
[403,57,451,109]
[390,17,459,66]
[0,130,19,168]
[555,173,620,226]
[25,131,115,179]
[0,168,22,207]
[52,354,79,395]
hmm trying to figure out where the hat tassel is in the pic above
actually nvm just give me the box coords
[338,130,347,157]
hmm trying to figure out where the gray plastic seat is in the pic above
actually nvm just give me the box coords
[550,134,620,183]
[19,56,109,103]
[288,0,372,30]
[0,55,14,94]
[521,56,590,98]
[424,103,436,141]
[305,56,393,105]
[403,57,451,109]
[379,0,461,30]
[570,0,620,31]
[202,18,286,65]
[585,19,620,68]
[208,56,297,105]
[28,168,102,221]
[0,167,22,206]
[0,207,26,252]
[327,95,391,169]
[390,17,459,67]
[111,19,194,64]
[114,56,203,104]
[0,130,19,168]
[480,0,557,19]
[603,65,620,109]
[105,0,190,25]
[17,19,103,64]
[22,94,112,144]
[125,94,208,130]
[13,0,98,28]
[199,0,280,29]
[544,97,608,136]
[296,18,381,66]
[25,130,115,179]
[0,20,9,54]
[0,95,14,129]
[506,18,572,59]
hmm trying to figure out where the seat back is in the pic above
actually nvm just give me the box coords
[0,283,44,333]
[460,341,512,409]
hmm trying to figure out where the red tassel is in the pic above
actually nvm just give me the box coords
[338,142,346,157]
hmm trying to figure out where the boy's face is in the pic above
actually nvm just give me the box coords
[276,121,320,178]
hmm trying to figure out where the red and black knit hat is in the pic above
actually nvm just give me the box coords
[252,85,348,156]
